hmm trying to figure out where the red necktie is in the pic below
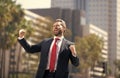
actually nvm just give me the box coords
[49,38,59,72]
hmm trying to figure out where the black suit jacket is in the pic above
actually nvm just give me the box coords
[18,38,79,78]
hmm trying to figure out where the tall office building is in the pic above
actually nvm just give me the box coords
[51,0,85,10]
[51,0,120,76]
[51,0,108,30]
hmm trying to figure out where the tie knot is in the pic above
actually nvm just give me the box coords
[55,38,59,42]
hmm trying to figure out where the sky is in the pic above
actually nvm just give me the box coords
[16,0,51,9]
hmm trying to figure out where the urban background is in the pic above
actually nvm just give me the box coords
[0,0,120,78]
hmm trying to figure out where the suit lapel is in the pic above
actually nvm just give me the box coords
[59,38,66,54]
[47,38,53,49]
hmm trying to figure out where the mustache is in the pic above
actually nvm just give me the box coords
[54,30,62,36]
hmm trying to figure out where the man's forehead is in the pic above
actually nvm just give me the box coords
[53,22,62,25]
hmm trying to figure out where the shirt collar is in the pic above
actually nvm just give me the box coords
[54,36,64,40]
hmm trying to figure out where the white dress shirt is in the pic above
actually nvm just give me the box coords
[46,36,64,70]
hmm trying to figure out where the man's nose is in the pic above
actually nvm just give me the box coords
[54,26,59,28]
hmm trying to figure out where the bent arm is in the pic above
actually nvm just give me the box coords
[18,38,42,53]
[69,44,79,67]
[69,52,79,67]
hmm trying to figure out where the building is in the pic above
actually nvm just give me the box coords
[19,10,53,73]
[29,8,85,41]
[0,10,53,78]
[51,0,120,76]
[29,8,108,77]
[51,0,85,10]
[51,0,108,31]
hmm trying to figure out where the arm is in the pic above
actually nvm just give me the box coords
[18,38,42,53]
[18,29,42,53]
[69,45,79,67]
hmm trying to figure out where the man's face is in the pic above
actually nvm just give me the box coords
[52,22,65,36]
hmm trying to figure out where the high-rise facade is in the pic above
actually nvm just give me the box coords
[51,0,86,10]
[51,0,120,76]
[51,0,76,10]
[51,0,109,31]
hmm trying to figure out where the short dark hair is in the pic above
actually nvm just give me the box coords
[55,19,66,28]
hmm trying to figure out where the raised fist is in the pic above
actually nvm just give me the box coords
[19,29,26,38]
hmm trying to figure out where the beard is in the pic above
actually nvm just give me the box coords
[54,30,63,36]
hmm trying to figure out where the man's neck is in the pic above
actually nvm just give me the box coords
[54,35,64,39]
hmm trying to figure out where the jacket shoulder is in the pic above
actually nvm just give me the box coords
[43,38,53,41]
[41,38,53,44]
[64,39,74,46]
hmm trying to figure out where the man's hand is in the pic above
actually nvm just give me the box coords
[69,45,77,57]
[19,29,26,38]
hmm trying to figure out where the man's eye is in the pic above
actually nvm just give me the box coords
[53,25,56,27]
[53,25,59,27]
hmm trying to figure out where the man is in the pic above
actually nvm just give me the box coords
[18,19,79,78]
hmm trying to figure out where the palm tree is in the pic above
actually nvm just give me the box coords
[0,0,33,78]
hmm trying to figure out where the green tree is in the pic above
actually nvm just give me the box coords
[75,34,104,78]
[0,0,33,78]
[0,0,32,49]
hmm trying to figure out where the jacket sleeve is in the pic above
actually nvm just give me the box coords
[69,53,79,67]
[18,38,42,53]
[68,41,79,67]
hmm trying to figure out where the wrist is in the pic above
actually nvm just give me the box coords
[18,36,24,40]
[72,52,77,57]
